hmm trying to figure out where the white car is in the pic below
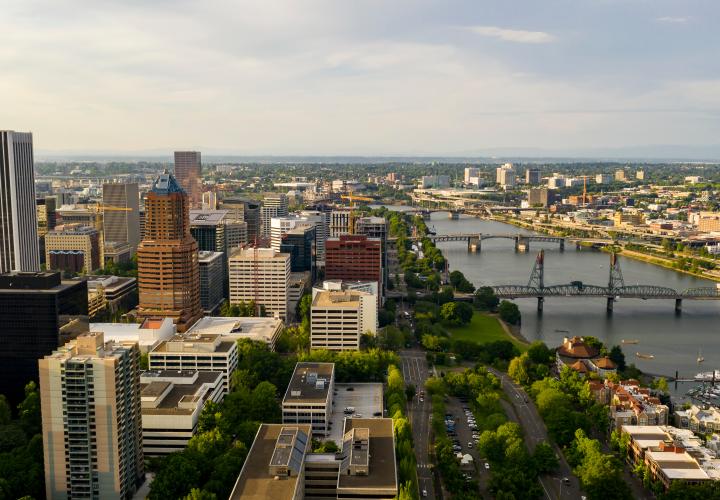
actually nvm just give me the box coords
[422,489,428,497]
[484,462,490,470]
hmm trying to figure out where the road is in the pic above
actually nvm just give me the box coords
[486,367,583,500]
[399,349,435,499]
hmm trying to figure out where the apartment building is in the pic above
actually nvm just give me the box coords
[607,380,669,429]
[228,248,291,320]
[675,405,720,434]
[282,362,335,437]
[310,290,377,351]
[39,332,144,500]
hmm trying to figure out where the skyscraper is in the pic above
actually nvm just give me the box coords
[228,248,290,320]
[173,151,202,208]
[103,182,141,253]
[325,234,382,286]
[0,130,40,273]
[39,331,144,499]
[0,271,89,404]
[219,197,262,242]
[136,172,202,332]
[261,193,288,237]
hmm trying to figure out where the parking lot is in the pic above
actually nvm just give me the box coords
[328,383,384,445]
[444,396,490,496]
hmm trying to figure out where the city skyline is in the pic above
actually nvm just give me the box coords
[2,1,719,157]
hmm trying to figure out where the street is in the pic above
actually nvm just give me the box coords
[399,349,435,499]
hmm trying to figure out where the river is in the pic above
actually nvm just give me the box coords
[423,212,720,386]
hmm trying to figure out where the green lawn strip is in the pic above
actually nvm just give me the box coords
[446,312,528,352]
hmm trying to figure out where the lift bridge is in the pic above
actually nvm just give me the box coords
[492,250,720,313]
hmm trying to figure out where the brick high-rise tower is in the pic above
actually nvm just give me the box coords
[173,151,202,208]
[137,172,202,332]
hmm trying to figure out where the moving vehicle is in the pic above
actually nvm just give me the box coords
[344,407,355,414]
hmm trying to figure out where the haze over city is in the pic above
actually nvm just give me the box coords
[3,0,720,157]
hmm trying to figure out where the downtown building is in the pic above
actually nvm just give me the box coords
[198,250,226,315]
[39,332,144,500]
[325,234,383,302]
[261,192,289,237]
[102,182,141,254]
[174,151,202,208]
[45,223,102,274]
[310,289,377,351]
[136,172,203,332]
[0,130,40,273]
[219,197,262,243]
[228,247,291,320]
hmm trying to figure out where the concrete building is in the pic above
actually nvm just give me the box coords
[615,170,627,182]
[39,332,144,500]
[190,209,247,252]
[90,317,176,353]
[187,316,284,351]
[299,209,329,265]
[102,182,140,253]
[0,130,40,273]
[496,163,515,188]
[149,332,239,394]
[140,370,224,456]
[596,173,614,184]
[313,280,379,303]
[636,170,646,181]
[355,216,387,241]
[310,290,377,351]
[56,204,103,231]
[418,175,450,189]
[45,224,102,273]
[614,210,645,227]
[219,197,262,242]
[174,151,202,208]
[697,212,720,233]
[136,172,203,332]
[525,169,542,185]
[229,418,397,500]
[527,188,555,208]
[198,250,226,315]
[283,362,335,437]
[261,193,289,237]
[85,275,138,317]
[325,235,383,300]
[202,190,218,210]
[228,248,291,320]
[281,225,317,279]
[464,167,480,185]
[330,209,353,237]
[622,425,720,490]
[0,272,89,404]
[103,241,133,265]
[271,215,314,251]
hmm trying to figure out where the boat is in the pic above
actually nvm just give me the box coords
[698,348,705,364]
[622,339,639,345]
[636,352,655,360]
[695,370,720,381]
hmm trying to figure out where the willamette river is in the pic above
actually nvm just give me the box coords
[424,212,720,384]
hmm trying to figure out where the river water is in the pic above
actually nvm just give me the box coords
[425,212,720,384]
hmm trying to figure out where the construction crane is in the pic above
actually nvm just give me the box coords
[340,194,375,234]
[92,203,133,212]
[578,175,591,206]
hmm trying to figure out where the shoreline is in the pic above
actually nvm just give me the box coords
[496,315,530,346]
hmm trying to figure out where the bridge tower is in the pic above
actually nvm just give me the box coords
[607,252,625,312]
[528,250,545,312]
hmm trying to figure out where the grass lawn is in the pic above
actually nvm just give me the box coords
[446,312,528,351]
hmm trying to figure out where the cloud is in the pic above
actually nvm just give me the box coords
[655,16,690,24]
[468,26,556,44]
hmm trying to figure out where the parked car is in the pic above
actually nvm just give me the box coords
[484,462,490,470]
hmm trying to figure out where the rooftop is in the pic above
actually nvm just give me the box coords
[338,418,397,493]
[230,248,289,261]
[557,336,600,359]
[189,210,231,225]
[153,333,235,354]
[198,250,224,263]
[140,370,222,416]
[312,290,371,308]
[283,362,335,405]
[151,171,185,195]
[187,316,283,344]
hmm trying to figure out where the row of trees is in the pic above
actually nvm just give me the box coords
[386,364,420,500]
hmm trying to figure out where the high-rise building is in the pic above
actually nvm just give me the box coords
[261,193,288,237]
[355,216,387,241]
[525,169,542,185]
[56,204,103,231]
[330,208,353,237]
[219,197,262,242]
[36,196,57,237]
[228,248,290,320]
[102,182,141,253]
[310,290,377,351]
[39,332,144,499]
[45,224,102,273]
[615,170,627,182]
[270,215,314,251]
[136,172,202,332]
[173,151,202,208]
[280,224,316,280]
[0,271,88,403]
[198,250,226,315]
[299,209,329,264]
[190,209,247,253]
[325,235,383,294]
[496,163,515,188]
[0,131,40,273]
[464,167,480,184]
[596,173,613,184]
[636,170,645,181]
[527,188,555,208]
[202,190,218,210]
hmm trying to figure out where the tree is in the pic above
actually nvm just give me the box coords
[150,453,202,500]
[475,286,500,310]
[185,488,217,500]
[608,345,626,372]
[440,302,472,325]
[526,341,553,365]
[532,441,559,473]
[0,396,11,426]
[508,355,531,386]
[297,293,312,321]
[449,270,475,293]
[17,382,40,436]
[498,300,521,325]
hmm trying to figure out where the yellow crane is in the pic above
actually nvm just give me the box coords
[340,194,375,234]
[93,203,132,212]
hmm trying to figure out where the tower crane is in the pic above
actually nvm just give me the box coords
[340,193,375,234]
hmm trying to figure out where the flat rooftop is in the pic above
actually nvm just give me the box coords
[283,362,334,405]
[153,333,235,353]
[338,418,397,493]
[188,316,282,344]
[312,290,367,308]
[329,383,384,445]
[189,210,230,225]
[229,424,312,500]
[141,371,222,416]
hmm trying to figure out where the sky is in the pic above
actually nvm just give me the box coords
[2,0,720,157]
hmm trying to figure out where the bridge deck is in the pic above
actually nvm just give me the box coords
[492,284,720,300]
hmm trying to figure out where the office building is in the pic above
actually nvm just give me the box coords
[219,197,262,242]
[102,182,141,253]
[261,193,289,237]
[527,188,555,208]
[325,235,382,296]
[0,131,40,273]
[36,196,57,237]
[187,316,284,351]
[56,204,103,231]
[355,216,387,241]
[622,425,720,490]
[636,170,645,181]
[614,210,645,227]
[202,190,218,210]
[229,418,397,500]
[596,173,613,184]
[140,370,224,456]
[228,248,290,320]
[271,215,313,251]
[313,280,379,302]
[149,332,238,394]
[174,151,202,208]
[190,211,241,249]
[136,172,203,332]
[464,167,480,184]
[198,250,225,315]
[299,209,329,264]
[697,212,720,232]
[85,274,137,317]
[310,290,377,351]
[282,362,335,436]
[91,317,175,353]
[45,224,102,274]
[418,175,450,189]
[496,163,515,188]
[615,169,627,182]
[330,209,353,237]
[39,332,144,500]
[281,225,317,279]
[525,168,541,185]
[0,272,88,403]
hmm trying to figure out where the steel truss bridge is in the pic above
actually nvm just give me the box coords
[400,233,566,252]
[493,250,720,313]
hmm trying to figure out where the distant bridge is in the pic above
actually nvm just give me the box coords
[493,250,720,313]
[392,232,567,252]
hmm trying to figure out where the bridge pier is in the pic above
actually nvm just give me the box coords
[606,297,614,313]
[448,211,460,220]
[560,240,565,252]
[537,297,544,313]
[468,237,481,253]
[515,236,530,253]
[675,298,682,314]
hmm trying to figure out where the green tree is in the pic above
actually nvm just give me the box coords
[0,396,11,426]
[608,345,626,372]
[185,488,218,500]
[149,453,202,500]
[17,382,40,436]
[508,354,531,386]
[475,286,500,310]
[498,300,521,325]
[532,441,559,473]
[526,341,553,365]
